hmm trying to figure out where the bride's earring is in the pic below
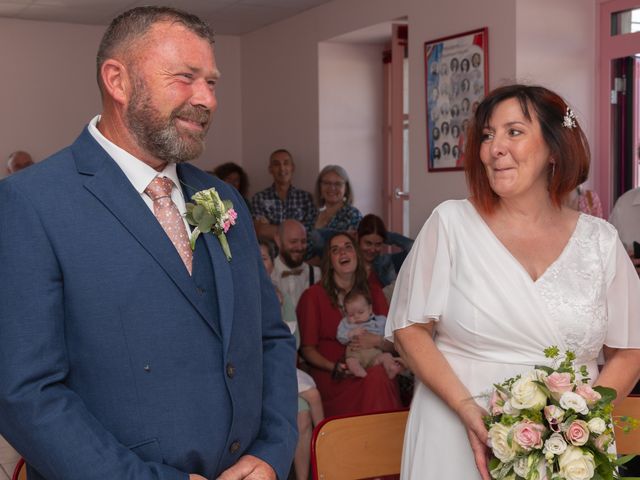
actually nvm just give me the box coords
[550,162,556,178]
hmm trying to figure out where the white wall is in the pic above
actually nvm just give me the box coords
[0,17,243,178]
[241,0,518,235]
[0,18,103,174]
[516,0,597,185]
[318,41,385,218]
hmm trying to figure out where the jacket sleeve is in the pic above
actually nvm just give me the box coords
[0,181,188,480]
[228,186,298,479]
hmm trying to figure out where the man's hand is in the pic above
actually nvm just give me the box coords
[217,455,276,480]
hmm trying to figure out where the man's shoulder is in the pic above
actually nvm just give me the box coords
[310,264,321,280]
[290,185,313,200]
[613,187,640,210]
[1,144,78,194]
[252,185,276,200]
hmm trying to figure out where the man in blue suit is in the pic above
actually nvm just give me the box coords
[0,6,297,480]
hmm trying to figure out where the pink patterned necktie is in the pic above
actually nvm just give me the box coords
[145,176,193,275]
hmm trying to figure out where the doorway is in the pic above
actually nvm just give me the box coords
[598,0,640,213]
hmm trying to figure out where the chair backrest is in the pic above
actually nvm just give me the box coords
[613,394,640,455]
[311,409,408,480]
[11,458,26,480]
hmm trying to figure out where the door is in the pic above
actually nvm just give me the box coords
[383,24,409,234]
[598,0,640,214]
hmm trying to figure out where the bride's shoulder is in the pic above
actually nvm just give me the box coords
[431,198,471,218]
[573,212,618,253]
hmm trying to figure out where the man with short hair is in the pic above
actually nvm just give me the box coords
[251,149,316,240]
[6,150,34,174]
[271,219,320,307]
[0,6,296,480]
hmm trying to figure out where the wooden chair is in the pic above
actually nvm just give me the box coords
[11,458,26,480]
[614,394,640,479]
[614,395,640,455]
[311,409,408,480]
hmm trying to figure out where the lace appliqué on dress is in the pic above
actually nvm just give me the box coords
[536,216,612,362]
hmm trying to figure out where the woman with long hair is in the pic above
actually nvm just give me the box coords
[297,232,402,417]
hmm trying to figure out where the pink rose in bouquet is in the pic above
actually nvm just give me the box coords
[544,372,573,398]
[513,420,545,451]
[575,384,602,406]
[565,419,590,446]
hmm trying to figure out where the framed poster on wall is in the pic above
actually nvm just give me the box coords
[425,27,488,171]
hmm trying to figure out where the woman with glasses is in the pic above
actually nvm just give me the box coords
[308,165,363,258]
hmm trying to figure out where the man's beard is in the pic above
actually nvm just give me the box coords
[280,249,305,269]
[126,78,211,164]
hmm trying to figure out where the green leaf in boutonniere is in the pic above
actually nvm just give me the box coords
[184,187,238,261]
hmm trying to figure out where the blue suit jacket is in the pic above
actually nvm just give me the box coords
[0,128,298,480]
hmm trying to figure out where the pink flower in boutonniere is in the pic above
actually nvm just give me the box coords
[185,187,237,261]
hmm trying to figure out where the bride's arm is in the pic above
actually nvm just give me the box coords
[394,322,491,480]
[595,346,640,403]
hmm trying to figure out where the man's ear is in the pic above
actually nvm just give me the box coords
[100,58,131,106]
[274,232,282,249]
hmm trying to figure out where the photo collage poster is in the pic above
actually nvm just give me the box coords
[425,28,487,171]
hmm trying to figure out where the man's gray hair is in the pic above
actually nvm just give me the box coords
[96,6,215,96]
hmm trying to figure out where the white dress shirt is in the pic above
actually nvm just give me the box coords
[270,256,320,308]
[88,115,191,236]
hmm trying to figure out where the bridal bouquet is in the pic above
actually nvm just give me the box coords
[484,347,637,480]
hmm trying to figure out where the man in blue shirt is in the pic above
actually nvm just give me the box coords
[251,149,316,240]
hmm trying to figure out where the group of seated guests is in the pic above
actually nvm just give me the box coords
[212,149,414,480]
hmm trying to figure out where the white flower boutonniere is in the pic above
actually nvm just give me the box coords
[185,188,238,261]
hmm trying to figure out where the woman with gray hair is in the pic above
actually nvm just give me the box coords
[309,165,363,257]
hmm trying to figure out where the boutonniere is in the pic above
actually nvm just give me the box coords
[185,188,238,261]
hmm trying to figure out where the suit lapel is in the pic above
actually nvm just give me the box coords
[73,129,220,338]
[179,165,235,354]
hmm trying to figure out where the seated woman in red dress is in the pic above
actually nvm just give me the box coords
[297,232,402,417]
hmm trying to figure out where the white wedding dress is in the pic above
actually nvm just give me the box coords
[386,199,640,479]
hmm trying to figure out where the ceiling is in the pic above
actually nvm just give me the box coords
[0,0,334,35]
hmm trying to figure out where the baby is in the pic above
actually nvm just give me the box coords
[337,289,403,379]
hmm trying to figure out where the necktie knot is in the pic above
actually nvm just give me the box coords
[281,268,304,278]
[145,176,174,201]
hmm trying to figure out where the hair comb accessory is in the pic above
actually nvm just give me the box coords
[562,107,577,129]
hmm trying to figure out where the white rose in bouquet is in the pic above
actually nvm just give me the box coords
[542,432,568,458]
[488,423,517,463]
[558,446,595,480]
[510,371,547,410]
[559,391,589,415]
[587,417,606,435]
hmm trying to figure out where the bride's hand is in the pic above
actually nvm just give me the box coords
[456,398,491,480]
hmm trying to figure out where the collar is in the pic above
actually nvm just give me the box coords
[88,115,181,193]
[632,188,640,206]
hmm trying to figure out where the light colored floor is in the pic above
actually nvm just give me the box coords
[0,435,19,480]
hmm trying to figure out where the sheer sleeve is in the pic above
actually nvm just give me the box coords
[385,208,452,341]
[604,235,640,348]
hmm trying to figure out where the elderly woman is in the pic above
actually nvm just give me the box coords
[308,165,363,258]
[297,232,402,417]
[386,85,640,479]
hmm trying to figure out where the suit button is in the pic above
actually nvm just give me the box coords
[196,287,205,295]
[226,363,236,378]
[229,440,241,454]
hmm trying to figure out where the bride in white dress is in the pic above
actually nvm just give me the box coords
[386,85,640,479]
